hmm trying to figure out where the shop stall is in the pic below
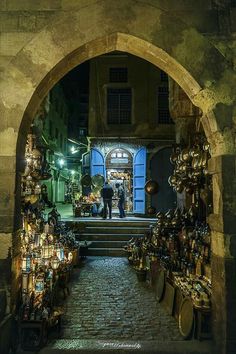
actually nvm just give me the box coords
[19,134,79,350]
[124,134,212,340]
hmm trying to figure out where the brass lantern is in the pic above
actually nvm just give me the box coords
[35,274,44,293]
[22,254,31,272]
[51,254,60,270]
[42,244,54,259]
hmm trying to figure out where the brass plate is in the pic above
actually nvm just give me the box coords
[80,174,92,187]
[92,174,105,188]
[179,297,194,339]
[155,269,165,302]
[162,281,175,315]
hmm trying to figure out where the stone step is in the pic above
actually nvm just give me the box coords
[39,339,213,354]
[87,248,126,257]
[81,226,150,234]
[89,240,126,248]
[66,220,155,228]
[76,233,143,241]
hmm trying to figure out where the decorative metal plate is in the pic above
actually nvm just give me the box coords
[162,281,175,315]
[178,297,194,339]
[155,269,165,302]
[80,174,92,187]
[92,174,105,188]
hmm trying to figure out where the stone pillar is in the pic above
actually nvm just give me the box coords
[0,155,17,325]
[208,154,236,354]
[168,78,201,144]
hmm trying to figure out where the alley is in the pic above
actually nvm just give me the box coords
[60,257,182,341]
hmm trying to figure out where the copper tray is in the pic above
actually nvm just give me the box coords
[155,269,165,302]
[92,174,105,188]
[178,297,194,339]
[80,174,92,187]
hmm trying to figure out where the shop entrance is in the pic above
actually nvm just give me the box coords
[106,148,133,213]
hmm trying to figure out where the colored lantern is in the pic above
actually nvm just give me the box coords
[35,274,44,293]
[42,245,54,259]
[51,254,60,270]
[22,254,31,272]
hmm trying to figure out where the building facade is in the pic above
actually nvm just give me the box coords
[88,53,176,214]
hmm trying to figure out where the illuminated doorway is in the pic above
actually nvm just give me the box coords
[106,148,133,212]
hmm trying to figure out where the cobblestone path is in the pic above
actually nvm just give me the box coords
[61,257,182,341]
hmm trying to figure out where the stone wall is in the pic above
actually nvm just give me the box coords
[0,1,235,353]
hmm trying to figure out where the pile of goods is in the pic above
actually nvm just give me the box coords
[168,134,211,195]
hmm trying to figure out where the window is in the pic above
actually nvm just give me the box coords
[109,68,128,83]
[79,128,87,136]
[107,88,132,124]
[157,86,173,124]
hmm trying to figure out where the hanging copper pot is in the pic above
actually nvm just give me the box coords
[92,174,105,188]
[175,166,181,174]
[147,206,156,215]
[200,151,208,168]
[80,174,92,187]
[170,152,178,164]
[185,184,194,195]
[189,146,200,158]
[168,175,177,186]
[180,148,191,162]
[179,163,188,173]
[192,156,199,169]
[176,180,184,193]
[145,180,159,195]
[203,141,210,152]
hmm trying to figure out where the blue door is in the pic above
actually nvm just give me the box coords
[90,148,105,177]
[82,151,91,196]
[82,151,90,175]
[133,147,146,214]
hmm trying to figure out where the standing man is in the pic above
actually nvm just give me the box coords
[117,183,126,218]
[101,180,114,219]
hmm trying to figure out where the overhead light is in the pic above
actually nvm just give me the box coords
[58,159,65,167]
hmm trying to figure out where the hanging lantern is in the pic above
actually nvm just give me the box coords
[35,274,44,293]
[67,252,73,263]
[51,254,60,270]
[34,184,41,195]
[42,245,54,259]
[22,254,31,272]
[22,273,29,293]
[55,243,64,261]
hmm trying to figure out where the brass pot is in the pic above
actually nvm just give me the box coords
[168,175,177,186]
[192,156,199,169]
[190,146,200,158]
[203,141,210,152]
[145,180,159,195]
[200,151,208,168]
[185,184,194,195]
[170,152,178,164]
[180,148,191,162]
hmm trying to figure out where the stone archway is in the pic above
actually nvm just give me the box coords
[0,1,235,353]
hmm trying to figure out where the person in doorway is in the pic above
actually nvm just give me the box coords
[101,180,114,219]
[117,183,126,218]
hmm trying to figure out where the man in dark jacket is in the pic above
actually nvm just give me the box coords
[101,180,114,219]
[117,183,126,218]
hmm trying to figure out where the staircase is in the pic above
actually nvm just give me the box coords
[71,219,154,257]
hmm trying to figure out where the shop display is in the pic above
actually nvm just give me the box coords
[124,135,212,340]
[18,133,79,350]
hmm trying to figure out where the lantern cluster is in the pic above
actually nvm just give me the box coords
[19,133,76,322]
